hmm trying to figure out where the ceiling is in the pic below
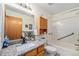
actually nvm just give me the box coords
[31,3,79,15]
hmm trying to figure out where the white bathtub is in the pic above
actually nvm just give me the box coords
[48,41,79,56]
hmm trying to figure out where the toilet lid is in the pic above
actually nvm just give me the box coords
[45,46,57,51]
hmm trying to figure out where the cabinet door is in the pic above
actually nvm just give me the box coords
[5,16,22,40]
[40,17,47,29]
[37,51,45,56]
[40,17,44,29]
[37,44,45,56]
[37,45,44,53]
[24,49,37,56]
[44,19,47,29]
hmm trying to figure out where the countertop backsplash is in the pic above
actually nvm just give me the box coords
[9,39,22,45]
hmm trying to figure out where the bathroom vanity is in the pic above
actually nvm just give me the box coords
[1,39,46,56]
[24,44,44,56]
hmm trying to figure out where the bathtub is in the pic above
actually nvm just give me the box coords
[48,41,79,56]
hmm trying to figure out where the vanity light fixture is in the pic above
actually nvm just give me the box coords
[17,3,32,11]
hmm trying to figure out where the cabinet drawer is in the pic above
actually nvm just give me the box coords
[24,49,37,56]
[38,45,44,53]
[37,51,45,56]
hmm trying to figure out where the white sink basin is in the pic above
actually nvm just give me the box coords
[15,43,35,53]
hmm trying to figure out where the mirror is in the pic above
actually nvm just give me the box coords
[5,4,35,44]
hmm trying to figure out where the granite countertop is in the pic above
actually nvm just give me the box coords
[0,39,46,56]
[0,45,17,56]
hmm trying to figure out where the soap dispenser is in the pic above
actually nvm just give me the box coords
[3,34,9,48]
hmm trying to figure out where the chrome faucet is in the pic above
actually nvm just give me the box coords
[21,36,26,44]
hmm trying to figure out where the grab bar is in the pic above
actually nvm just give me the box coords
[57,32,74,40]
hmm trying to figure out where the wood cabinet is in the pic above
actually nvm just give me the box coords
[37,45,45,56]
[24,44,45,56]
[37,45,44,53]
[37,51,45,56]
[5,16,22,40]
[40,17,47,29]
[39,17,47,34]
[24,49,37,56]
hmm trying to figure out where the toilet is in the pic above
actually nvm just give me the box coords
[45,45,57,56]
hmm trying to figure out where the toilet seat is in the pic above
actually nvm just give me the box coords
[45,45,57,55]
[45,46,57,51]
